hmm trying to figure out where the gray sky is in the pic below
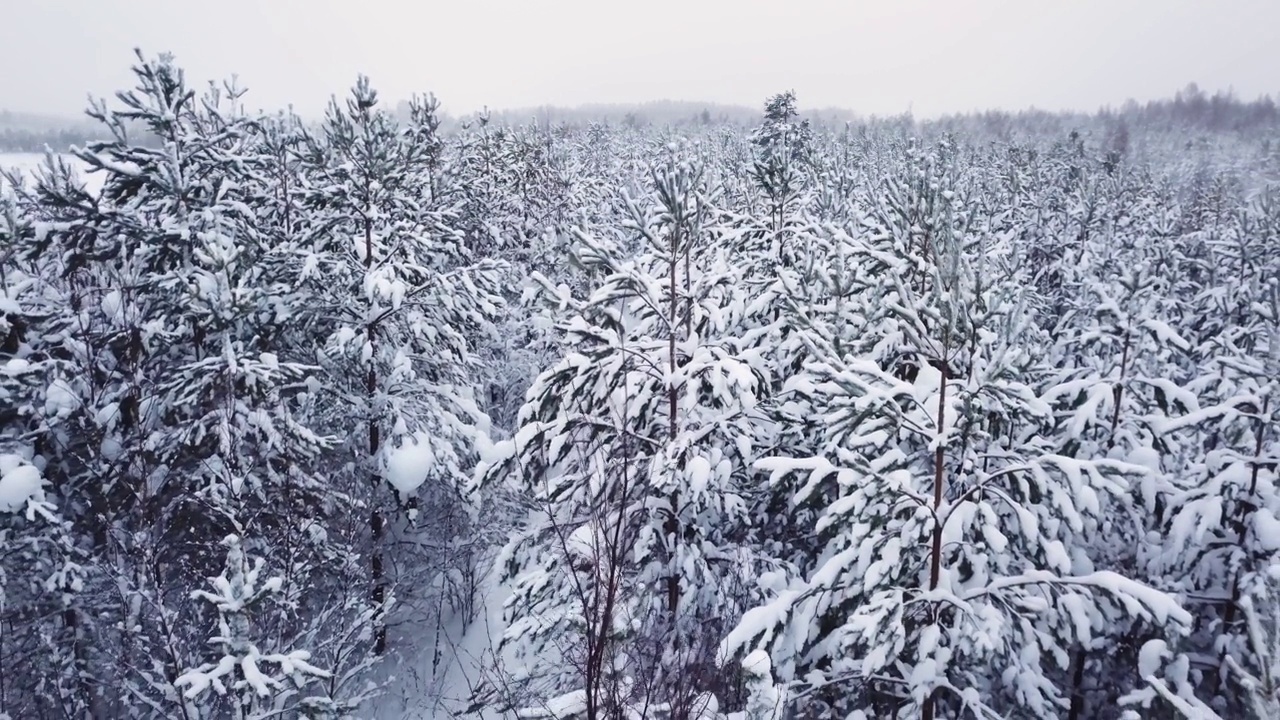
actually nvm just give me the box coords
[3,0,1278,119]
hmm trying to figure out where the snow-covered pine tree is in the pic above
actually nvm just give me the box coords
[4,51,386,716]
[251,108,309,244]
[723,139,1192,719]
[1038,255,1199,717]
[1133,276,1280,716]
[478,150,765,719]
[294,75,505,654]
[0,180,90,718]
[175,534,331,719]
[6,53,279,715]
[1130,570,1280,720]
[449,110,606,440]
[750,91,812,265]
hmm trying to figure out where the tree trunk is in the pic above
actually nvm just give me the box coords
[365,204,387,655]
[666,223,681,618]
[923,362,949,720]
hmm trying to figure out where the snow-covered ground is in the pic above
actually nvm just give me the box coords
[0,152,101,194]
[373,579,513,719]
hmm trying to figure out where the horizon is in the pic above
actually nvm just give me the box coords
[1,81,1268,129]
[3,0,1277,123]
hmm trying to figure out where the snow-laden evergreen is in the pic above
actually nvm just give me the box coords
[474,151,769,719]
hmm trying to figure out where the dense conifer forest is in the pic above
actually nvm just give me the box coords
[2,52,1279,719]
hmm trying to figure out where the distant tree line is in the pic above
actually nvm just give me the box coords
[6,84,1277,154]
[1131,83,1280,132]
[0,127,94,153]
[0,110,161,153]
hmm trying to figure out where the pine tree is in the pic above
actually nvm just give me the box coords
[749,91,813,265]
[724,140,1192,719]
[175,534,331,719]
[478,151,764,719]
[0,201,84,712]
[4,51,389,716]
[295,75,505,654]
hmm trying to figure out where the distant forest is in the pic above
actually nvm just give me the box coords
[3,84,1279,153]
[0,125,96,153]
[0,109,158,153]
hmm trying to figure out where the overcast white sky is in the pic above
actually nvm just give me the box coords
[2,0,1278,119]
